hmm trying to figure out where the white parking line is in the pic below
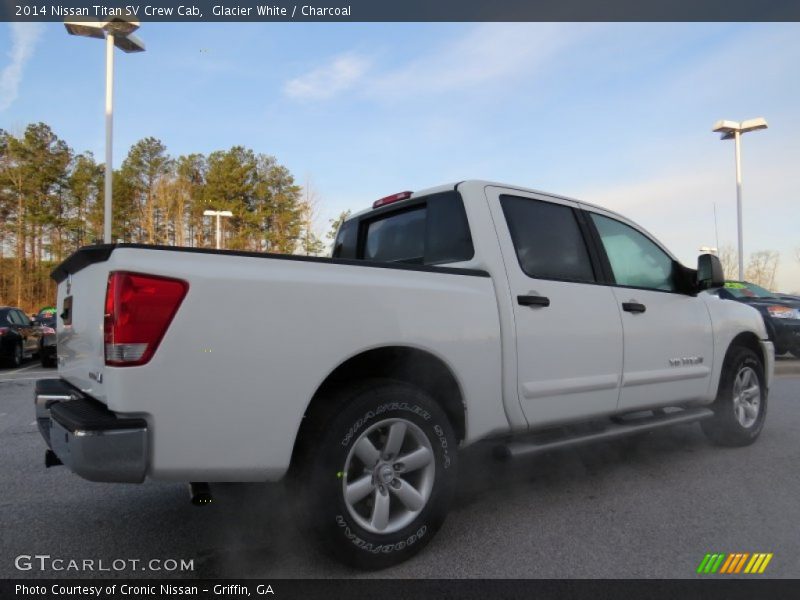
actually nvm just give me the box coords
[3,363,39,376]
[0,376,47,383]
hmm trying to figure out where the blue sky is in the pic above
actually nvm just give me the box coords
[2,22,799,290]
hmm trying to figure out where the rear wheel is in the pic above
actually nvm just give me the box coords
[9,342,23,368]
[701,345,767,446]
[41,350,56,368]
[291,379,458,570]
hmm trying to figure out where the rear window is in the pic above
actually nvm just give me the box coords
[345,191,473,266]
[365,207,426,263]
[0,310,9,326]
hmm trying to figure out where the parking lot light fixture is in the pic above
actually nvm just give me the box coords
[64,16,146,244]
[203,210,233,250]
[712,117,768,280]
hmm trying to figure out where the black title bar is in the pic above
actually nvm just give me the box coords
[2,0,800,22]
[3,579,800,600]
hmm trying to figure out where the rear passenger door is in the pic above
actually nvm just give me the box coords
[585,209,714,410]
[486,187,624,427]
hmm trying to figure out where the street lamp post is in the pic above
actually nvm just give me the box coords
[203,210,233,250]
[712,117,768,280]
[65,17,146,244]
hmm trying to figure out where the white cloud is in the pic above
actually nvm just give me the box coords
[572,155,800,292]
[370,23,588,97]
[282,24,595,103]
[283,53,371,100]
[0,23,44,111]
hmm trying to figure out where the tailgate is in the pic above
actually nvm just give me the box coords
[53,246,115,403]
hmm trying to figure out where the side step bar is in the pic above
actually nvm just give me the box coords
[495,407,714,460]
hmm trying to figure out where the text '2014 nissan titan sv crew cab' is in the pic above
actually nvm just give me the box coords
[36,180,774,569]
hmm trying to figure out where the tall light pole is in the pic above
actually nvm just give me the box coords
[64,17,146,244]
[204,210,233,250]
[712,117,768,280]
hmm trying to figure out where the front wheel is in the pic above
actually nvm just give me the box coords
[292,379,458,570]
[701,345,767,446]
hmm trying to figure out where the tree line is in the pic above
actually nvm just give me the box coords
[0,122,348,311]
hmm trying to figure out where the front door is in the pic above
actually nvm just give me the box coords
[586,210,714,410]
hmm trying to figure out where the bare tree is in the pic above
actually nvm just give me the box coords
[745,250,780,289]
[718,244,738,280]
[297,177,325,256]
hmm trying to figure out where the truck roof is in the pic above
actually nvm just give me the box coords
[347,179,623,222]
[345,179,677,262]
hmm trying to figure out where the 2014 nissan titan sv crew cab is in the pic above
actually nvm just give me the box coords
[36,180,773,569]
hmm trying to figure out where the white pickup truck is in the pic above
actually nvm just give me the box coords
[36,180,773,569]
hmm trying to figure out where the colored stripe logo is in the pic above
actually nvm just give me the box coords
[696,552,773,574]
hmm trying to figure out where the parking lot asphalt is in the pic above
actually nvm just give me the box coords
[1,360,798,579]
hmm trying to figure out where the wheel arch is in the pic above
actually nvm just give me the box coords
[290,346,468,469]
[728,331,765,367]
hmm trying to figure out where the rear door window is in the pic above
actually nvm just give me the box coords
[500,195,596,283]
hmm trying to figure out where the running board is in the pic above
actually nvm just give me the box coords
[495,407,714,460]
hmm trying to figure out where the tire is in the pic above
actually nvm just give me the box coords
[701,345,767,447]
[41,352,56,368]
[790,348,800,360]
[291,379,458,570]
[8,342,23,368]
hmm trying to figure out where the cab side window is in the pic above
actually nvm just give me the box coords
[590,213,676,292]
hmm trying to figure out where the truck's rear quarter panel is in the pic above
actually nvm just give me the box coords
[58,247,504,482]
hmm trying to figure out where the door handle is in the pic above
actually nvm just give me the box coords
[518,295,550,307]
[622,302,646,313]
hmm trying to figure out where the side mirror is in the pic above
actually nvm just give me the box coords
[697,253,724,290]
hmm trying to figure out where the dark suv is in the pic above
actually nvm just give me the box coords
[709,281,800,358]
[0,307,43,367]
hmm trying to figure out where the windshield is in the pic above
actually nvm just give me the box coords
[723,281,775,299]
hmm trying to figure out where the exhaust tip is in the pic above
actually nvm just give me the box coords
[45,449,63,468]
[188,482,213,506]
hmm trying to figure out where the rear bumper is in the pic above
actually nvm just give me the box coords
[34,378,148,483]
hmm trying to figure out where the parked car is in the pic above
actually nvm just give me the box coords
[36,180,773,569]
[36,313,58,368]
[709,281,800,358]
[0,306,42,367]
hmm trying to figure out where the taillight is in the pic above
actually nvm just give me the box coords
[373,191,413,209]
[0,327,7,336]
[104,271,188,366]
